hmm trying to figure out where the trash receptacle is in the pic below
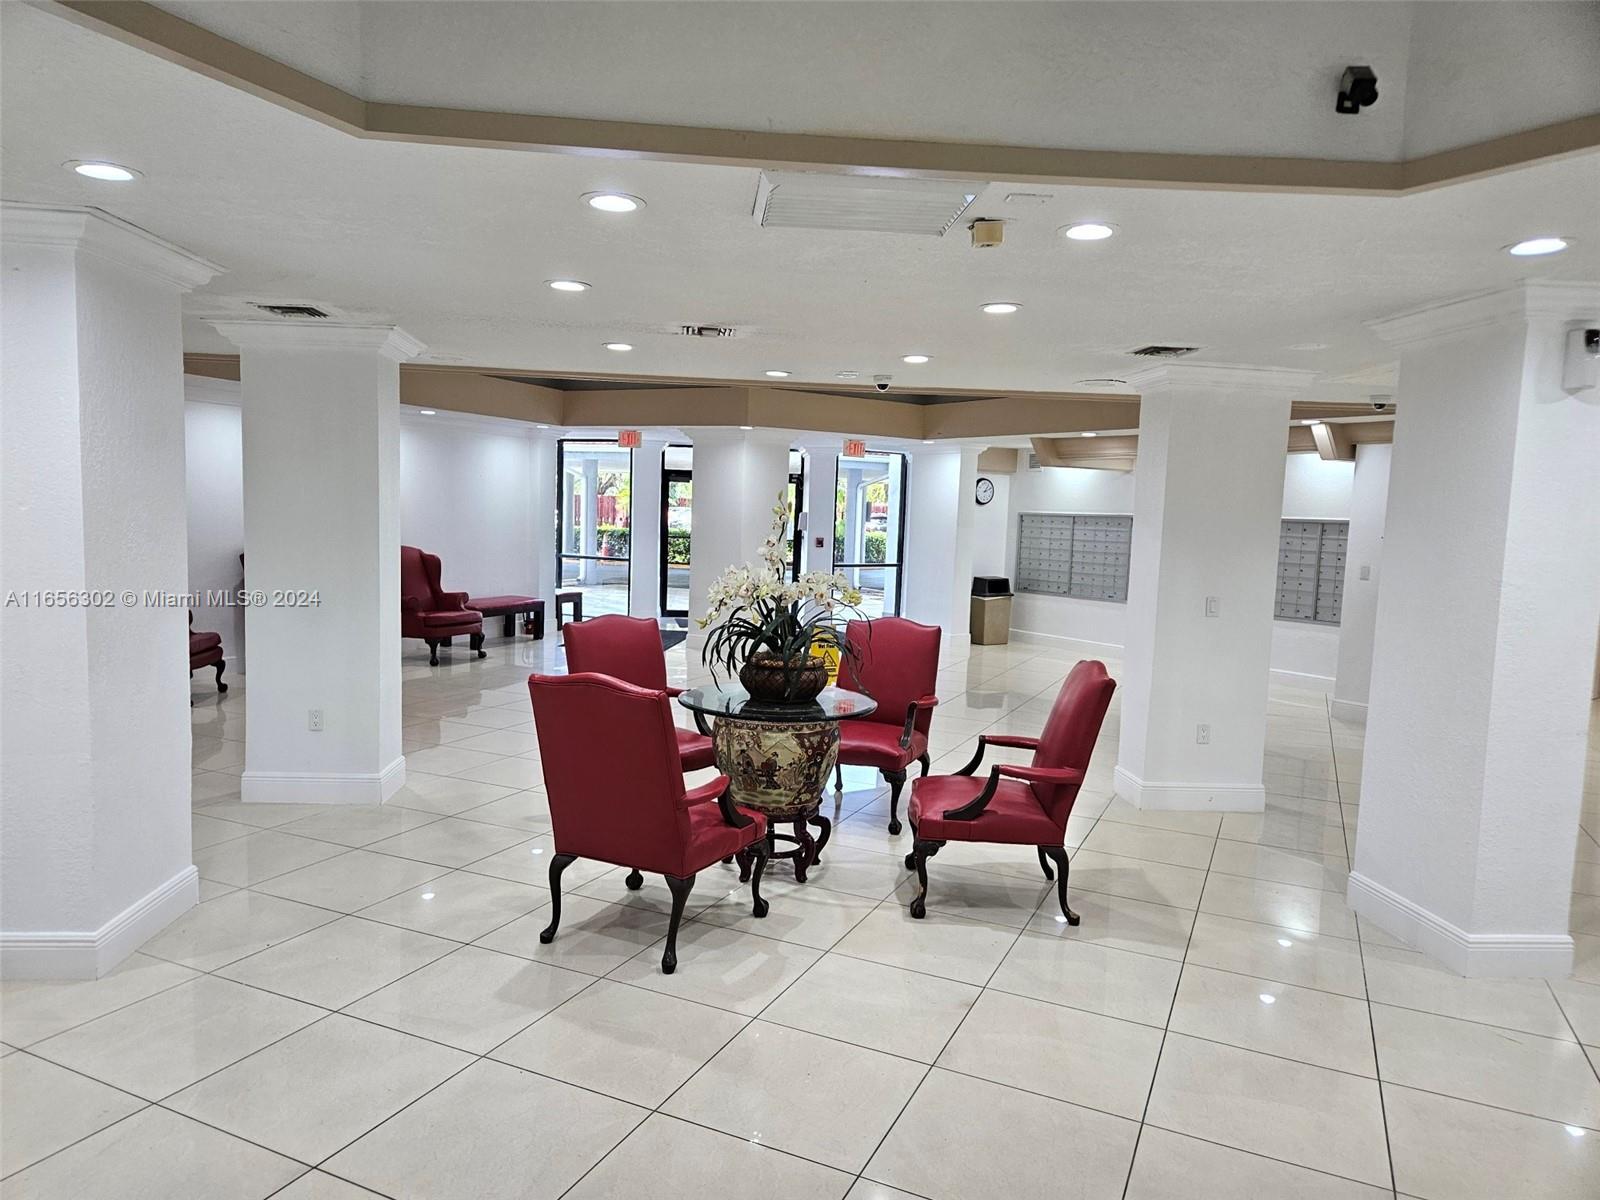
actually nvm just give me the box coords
[969,576,1013,645]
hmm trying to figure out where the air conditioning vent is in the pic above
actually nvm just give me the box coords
[1127,345,1200,358]
[677,325,739,339]
[252,303,330,319]
[1025,452,1043,471]
[754,171,980,236]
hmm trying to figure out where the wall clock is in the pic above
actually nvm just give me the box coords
[975,477,995,506]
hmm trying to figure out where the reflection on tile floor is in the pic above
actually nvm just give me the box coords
[3,632,1599,1199]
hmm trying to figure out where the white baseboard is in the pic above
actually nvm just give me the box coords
[241,755,406,805]
[1330,698,1368,724]
[1113,765,1265,812]
[1269,669,1334,691]
[1009,629,1124,655]
[1346,871,1574,978]
[1,865,198,980]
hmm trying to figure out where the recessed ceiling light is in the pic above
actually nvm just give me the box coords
[420,892,435,900]
[1286,342,1330,351]
[1259,993,1276,1005]
[1081,431,1098,438]
[739,425,754,430]
[1565,1126,1587,1138]
[1062,222,1115,241]
[419,409,437,416]
[901,354,931,365]
[1277,938,1293,948]
[1298,418,1318,425]
[764,370,792,378]
[921,439,934,444]
[1507,236,1568,257]
[583,192,644,213]
[980,302,1021,315]
[536,424,550,430]
[603,342,633,352]
[836,370,860,380]
[547,279,591,292]
[65,159,140,182]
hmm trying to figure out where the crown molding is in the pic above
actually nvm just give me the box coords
[1126,362,1315,397]
[0,202,221,290]
[210,320,426,361]
[1368,281,1600,350]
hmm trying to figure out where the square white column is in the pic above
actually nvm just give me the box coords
[903,445,980,637]
[213,321,423,806]
[1330,442,1393,724]
[628,438,667,619]
[1349,282,1600,977]
[1,205,219,978]
[1114,364,1312,812]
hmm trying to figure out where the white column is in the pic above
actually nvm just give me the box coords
[1115,364,1311,812]
[903,446,980,635]
[214,321,423,806]
[1349,283,1600,978]
[628,438,667,618]
[797,436,842,574]
[684,428,794,664]
[1330,442,1393,724]
[1,205,219,978]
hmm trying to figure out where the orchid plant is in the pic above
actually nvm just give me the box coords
[699,492,866,687]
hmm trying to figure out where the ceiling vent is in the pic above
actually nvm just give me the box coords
[754,171,980,236]
[1127,345,1200,358]
[1025,452,1043,471]
[251,303,330,319]
[677,325,739,339]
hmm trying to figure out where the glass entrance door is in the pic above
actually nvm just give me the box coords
[835,448,907,617]
[661,469,693,617]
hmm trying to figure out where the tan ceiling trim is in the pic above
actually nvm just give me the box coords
[1029,435,1137,472]
[976,447,1020,474]
[403,366,564,424]
[183,352,240,381]
[41,1,1600,197]
[926,396,1140,440]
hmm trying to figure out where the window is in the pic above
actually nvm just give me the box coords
[557,440,632,616]
[1277,519,1347,624]
[1015,512,1132,602]
[835,448,906,617]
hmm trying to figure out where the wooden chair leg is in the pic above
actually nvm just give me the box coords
[427,640,440,666]
[470,631,486,658]
[884,769,907,835]
[917,752,931,777]
[909,838,942,919]
[1041,846,1077,924]
[214,660,228,694]
[748,841,770,919]
[539,853,577,942]
[1037,846,1054,879]
[662,874,696,974]
[624,869,644,890]
[833,764,843,792]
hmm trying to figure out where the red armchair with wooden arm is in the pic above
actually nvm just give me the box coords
[905,659,1115,924]
[400,545,486,667]
[528,672,770,974]
[561,614,715,772]
[833,616,941,834]
[188,610,227,695]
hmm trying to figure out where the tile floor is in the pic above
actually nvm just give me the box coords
[4,632,1599,1199]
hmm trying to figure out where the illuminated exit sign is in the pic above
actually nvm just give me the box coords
[617,429,642,448]
[843,438,866,458]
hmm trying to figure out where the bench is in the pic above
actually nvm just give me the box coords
[466,595,545,639]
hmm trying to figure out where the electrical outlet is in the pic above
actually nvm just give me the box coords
[308,709,324,732]
[1359,564,1371,581]
[1196,723,1210,745]
[1204,596,1220,618]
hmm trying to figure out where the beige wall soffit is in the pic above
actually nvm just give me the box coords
[747,389,923,440]
[924,395,1140,440]
[976,447,1020,474]
[1287,425,1318,454]
[401,367,563,424]
[560,387,750,430]
[184,352,240,381]
[1286,420,1394,454]
[39,1,1600,197]
[1310,421,1356,462]
[1030,435,1137,472]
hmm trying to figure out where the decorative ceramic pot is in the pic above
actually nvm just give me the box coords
[712,718,839,815]
[738,654,830,704]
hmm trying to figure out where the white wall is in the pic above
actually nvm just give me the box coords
[1001,451,1368,686]
[184,383,246,670]
[970,471,1010,578]
[397,413,543,598]
[1333,442,1393,719]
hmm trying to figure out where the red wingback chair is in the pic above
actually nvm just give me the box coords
[188,611,227,695]
[834,617,941,834]
[905,660,1115,923]
[400,546,486,666]
[528,672,770,974]
[561,615,715,772]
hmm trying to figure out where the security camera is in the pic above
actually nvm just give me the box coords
[873,375,892,392]
[1563,328,1600,392]
[1586,328,1599,356]
[1370,394,1392,412]
[1336,65,1378,115]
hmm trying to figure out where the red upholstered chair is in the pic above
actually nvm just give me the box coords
[400,545,486,666]
[905,660,1115,923]
[833,617,941,834]
[562,614,715,772]
[188,611,227,694]
[529,672,770,973]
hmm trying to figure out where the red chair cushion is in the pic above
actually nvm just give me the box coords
[681,802,768,874]
[675,727,716,773]
[188,631,222,655]
[837,721,925,772]
[419,610,482,630]
[468,595,539,615]
[909,774,1062,844]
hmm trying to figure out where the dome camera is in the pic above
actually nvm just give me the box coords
[873,375,893,392]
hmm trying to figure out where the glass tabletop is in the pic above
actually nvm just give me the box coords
[676,685,877,724]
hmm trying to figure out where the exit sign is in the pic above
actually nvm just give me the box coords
[617,429,642,448]
[843,438,866,458]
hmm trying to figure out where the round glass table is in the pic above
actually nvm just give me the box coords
[677,685,877,882]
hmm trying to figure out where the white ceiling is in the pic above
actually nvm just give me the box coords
[2,3,1597,400]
